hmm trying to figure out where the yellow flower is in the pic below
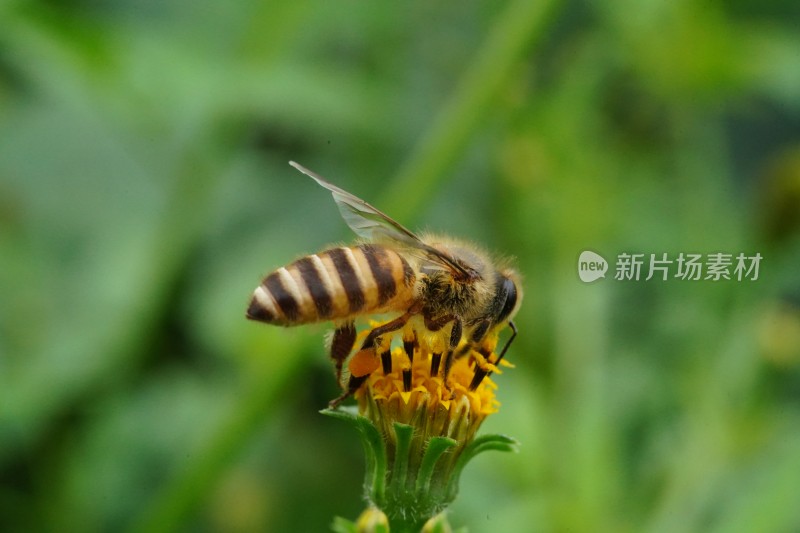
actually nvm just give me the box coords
[355,329,505,444]
[326,319,518,530]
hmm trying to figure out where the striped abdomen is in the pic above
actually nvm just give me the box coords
[246,244,416,326]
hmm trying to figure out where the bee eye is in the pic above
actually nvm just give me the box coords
[497,277,518,323]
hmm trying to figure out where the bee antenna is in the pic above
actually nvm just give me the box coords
[493,320,517,366]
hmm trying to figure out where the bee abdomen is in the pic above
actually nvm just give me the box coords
[247,244,416,326]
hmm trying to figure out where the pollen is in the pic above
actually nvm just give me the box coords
[349,349,381,377]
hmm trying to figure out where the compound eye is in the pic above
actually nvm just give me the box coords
[497,276,518,323]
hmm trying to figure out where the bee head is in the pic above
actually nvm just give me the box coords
[495,269,522,324]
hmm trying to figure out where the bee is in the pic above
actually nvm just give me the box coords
[246,162,521,406]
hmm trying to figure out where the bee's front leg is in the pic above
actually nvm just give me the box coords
[468,320,518,390]
[423,313,456,379]
[423,313,468,389]
[441,316,463,383]
[447,316,500,389]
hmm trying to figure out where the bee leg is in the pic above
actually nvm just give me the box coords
[442,316,463,383]
[469,318,492,349]
[329,375,368,408]
[468,347,492,391]
[470,321,517,390]
[423,314,455,378]
[424,314,454,332]
[430,352,442,376]
[442,314,495,382]
[402,369,412,392]
[380,349,392,374]
[401,330,417,392]
[403,330,417,363]
[360,312,413,350]
[491,320,517,368]
[329,312,414,408]
[329,321,356,384]
[442,316,491,389]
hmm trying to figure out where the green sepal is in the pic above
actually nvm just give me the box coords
[389,422,414,494]
[415,436,457,495]
[322,407,388,503]
[446,433,519,500]
[323,409,519,532]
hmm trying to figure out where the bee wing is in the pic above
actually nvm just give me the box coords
[290,161,419,245]
[290,161,476,280]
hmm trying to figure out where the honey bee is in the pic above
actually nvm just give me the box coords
[247,162,521,406]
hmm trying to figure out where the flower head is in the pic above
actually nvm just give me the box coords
[325,319,519,531]
[355,325,505,444]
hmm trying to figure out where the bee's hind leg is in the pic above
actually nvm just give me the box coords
[328,312,415,408]
[329,321,356,384]
[328,375,368,408]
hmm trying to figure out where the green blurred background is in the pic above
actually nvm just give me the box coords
[2,0,800,531]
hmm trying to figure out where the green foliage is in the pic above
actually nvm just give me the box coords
[1,0,799,532]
